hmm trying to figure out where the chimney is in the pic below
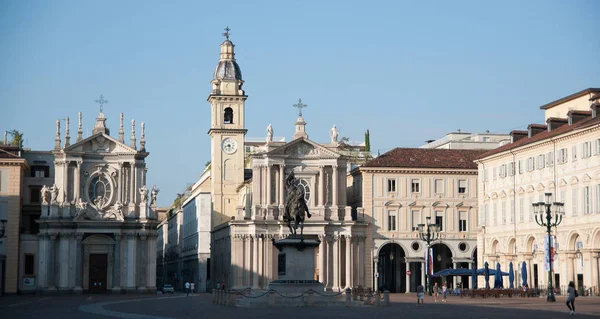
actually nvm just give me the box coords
[589,93,600,118]
[545,117,568,132]
[567,110,591,125]
[510,130,527,143]
[527,124,547,138]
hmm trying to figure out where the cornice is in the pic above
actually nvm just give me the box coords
[358,168,478,175]
[207,128,248,135]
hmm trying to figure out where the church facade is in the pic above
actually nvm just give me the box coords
[206,34,369,291]
[36,110,159,293]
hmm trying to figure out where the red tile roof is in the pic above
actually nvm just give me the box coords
[477,115,600,160]
[362,148,486,169]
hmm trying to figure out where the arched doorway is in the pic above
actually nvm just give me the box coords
[430,243,453,287]
[377,243,405,293]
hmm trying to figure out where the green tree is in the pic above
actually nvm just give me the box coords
[7,130,24,148]
[364,129,371,152]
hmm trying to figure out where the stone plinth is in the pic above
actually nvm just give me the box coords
[268,238,324,293]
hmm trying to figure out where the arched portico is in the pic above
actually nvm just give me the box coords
[377,242,406,293]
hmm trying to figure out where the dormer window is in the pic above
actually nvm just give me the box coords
[224,107,234,124]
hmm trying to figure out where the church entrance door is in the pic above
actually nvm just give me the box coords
[89,254,108,293]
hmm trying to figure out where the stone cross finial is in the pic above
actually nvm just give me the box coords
[130,119,137,150]
[119,113,124,143]
[64,117,70,147]
[77,112,83,142]
[293,98,307,117]
[222,26,231,40]
[55,119,61,150]
[140,122,146,150]
[94,94,109,113]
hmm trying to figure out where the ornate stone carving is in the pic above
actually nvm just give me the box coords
[266,123,273,144]
[139,185,148,203]
[330,124,339,144]
[150,185,159,206]
[49,184,59,204]
[41,185,50,204]
[91,135,110,152]
[104,201,124,221]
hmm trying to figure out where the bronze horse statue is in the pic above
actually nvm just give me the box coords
[283,172,312,237]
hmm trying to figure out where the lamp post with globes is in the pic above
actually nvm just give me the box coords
[533,192,564,302]
[418,216,440,295]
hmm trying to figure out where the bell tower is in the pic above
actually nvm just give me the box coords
[208,27,247,227]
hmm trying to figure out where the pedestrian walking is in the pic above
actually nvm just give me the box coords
[442,283,447,302]
[217,281,221,291]
[566,281,577,315]
[190,282,195,295]
[185,281,190,296]
[433,282,439,303]
[417,284,425,307]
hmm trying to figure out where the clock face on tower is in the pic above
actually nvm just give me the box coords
[221,137,238,154]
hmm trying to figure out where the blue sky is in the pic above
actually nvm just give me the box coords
[1,0,599,207]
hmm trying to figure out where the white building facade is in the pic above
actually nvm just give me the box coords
[476,89,600,293]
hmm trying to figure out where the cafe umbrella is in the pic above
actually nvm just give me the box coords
[484,261,490,289]
[521,261,528,287]
[509,262,515,289]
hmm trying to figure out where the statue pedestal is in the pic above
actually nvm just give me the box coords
[268,238,324,293]
[41,203,50,218]
[49,204,59,218]
[139,203,147,220]
[62,203,72,218]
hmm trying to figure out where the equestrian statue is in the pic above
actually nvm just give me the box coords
[283,171,312,238]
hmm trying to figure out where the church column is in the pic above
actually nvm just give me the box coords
[318,234,326,286]
[74,161,81,201]
[73,233,83,291]
[345,235,353,289]
[278,165,285,217]
[266,165,272,206]
[420,261,426,290]
[37,233,49,289]
[129,161,135,204]
[326,236,333,290]
[112,234,121,290]
[332,165,339,220]
[139,234,147,290]
[244,235,251,287]
[252,235,259,289]
[125,233,137,290]
[333,234,340,291]
[319,166,325,207]
[358,236,365,287]
[258,235,264,288]
[58,232,71,289]
[117,163,123,202]
[63,161,69,203]
[373,259,379,292]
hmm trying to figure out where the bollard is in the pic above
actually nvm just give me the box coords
[212,289,217,304]
[219,289,224,305]
[308,290,315,307]
[375,292,381,306]
[268,290,275,307]
[353,289,358,301]
[345,288,352,307]
[359,288,365,301]
[364,292,372,305]
[383,290,390,306]
[228,290,237,307]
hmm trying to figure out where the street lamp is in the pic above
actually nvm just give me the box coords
[418,216,440,295]
[533,192,564,302]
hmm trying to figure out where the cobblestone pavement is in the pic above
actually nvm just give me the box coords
[1,292,599,319]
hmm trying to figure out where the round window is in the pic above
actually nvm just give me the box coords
[459,242,468,252]
[412,242,420,251]
[298,179,311,203]
[88,174,112,209]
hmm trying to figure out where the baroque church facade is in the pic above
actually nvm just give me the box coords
[36,110,159,293]
[206,34,369,291]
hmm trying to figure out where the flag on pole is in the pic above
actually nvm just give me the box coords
[425,247,434,275]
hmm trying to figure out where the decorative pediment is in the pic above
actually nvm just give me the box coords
[526,185,535,192]
[384,200,402,207]
[432,201,448,207]
[570,176,579,185]
[582,174,592,182]
[536,183,545,191]
[64,132,138,154]
[558,178,568,187]
[547,181,555,189]
[594,170,600,180]
[508,188,515,195]
[267,138,340,159]
[491,192,498,199]
[517,187,525,194]
[499,191,507,198]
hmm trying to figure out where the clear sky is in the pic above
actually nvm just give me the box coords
[1,0,599,207]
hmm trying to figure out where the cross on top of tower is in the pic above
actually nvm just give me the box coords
[293,98,307,117]
[222,26,231,40]
[94,94,109,113]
